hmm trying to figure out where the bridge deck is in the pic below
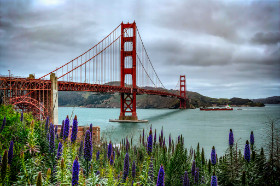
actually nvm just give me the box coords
[0,77,185,99]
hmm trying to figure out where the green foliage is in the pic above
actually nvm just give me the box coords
[0,104,279,185]
[166,142,187,186]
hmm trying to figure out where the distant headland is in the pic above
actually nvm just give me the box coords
[58,91,278,109]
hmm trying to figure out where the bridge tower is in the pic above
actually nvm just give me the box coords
[179,75,187,109]
[119,22,138,120]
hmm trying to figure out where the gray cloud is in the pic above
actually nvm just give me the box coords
[0,0,279,98]
[251,31,280,45]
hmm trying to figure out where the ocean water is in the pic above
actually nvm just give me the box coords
[59,105,280,158]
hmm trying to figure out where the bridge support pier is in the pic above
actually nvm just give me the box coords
[50,73,58,125]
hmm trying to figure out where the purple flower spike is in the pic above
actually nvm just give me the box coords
[123,153,129,181]
[57,142,63,160]
[84,130,92,162]
[191,160,196,176]
[108,141,112,159]
[110,153,114,166]
[211,175,218,186]
[154,129,157,144]
[78,140,83,158]
[147,129,153,155]
[148,160,154,183]
[142,129,145,145]
[169,135,171,147]
[49,123,55,153]
[250,131,254,145]
[45,116,49,132]
[244,140,250,162]
[229,129,234,147]
[0,116,6,133]
[183,171,190,186]
[96,170,100,176]
[211,146,216,165]
[8,140,14,164]
[55,125,58,134]
[132,160,136,179]
[126,138,130,152]
[89,123,93,135]
[63,116,70,140]
[96,150,100,161]
[194,168,199,183]
[20,111,23,122]
[71,115,78,143]
[156,165,165,186]
[60,120,64,138]
[72,158,79,186]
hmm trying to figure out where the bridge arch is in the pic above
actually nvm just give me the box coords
[10,97,47,119]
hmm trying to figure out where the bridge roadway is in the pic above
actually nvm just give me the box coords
[0,77,184,100]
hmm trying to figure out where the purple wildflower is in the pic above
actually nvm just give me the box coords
[0,116,6,133]
[156,165,165,186]
[148,160,154,183]
[108,141,112,159]
[126,138,130,152]
[89,124,92,136]
[55,125,58,134]
[96,150,100,161]
[84,130,92,162]
[191,160,196,176]
[211,146,216,165]
[45,116,49,132]
[142,129,145,145]
[154,129,157,144]
[229,129,234,147]
[132,160,136,179]
[110,153,114,166]
[211,175,218,186]
[71,115,78,143]
[72,158,79,186]
[163,137,165,147]
[49,123,55,153]
[250,131,254,145]
[20,111,23,122]
[244,140,250,162]
[60,120,64,138]
[78,140,83,158]
[147,129,153,155]
[96,170,100,176]
[8,140,13,164]
[169,135,171,147]
[194,168,199,183]
[183,171,190,186]
[63,116,70,140]
[123,153,129,182]
[57,142,63,160]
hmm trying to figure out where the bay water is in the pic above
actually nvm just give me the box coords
[59,105,280,158]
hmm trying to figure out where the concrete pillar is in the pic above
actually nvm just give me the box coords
[50,73,58,125]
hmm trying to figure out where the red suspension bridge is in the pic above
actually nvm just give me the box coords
[0,22,188,123]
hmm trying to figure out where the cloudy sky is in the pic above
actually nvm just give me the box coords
[0,0,279,99]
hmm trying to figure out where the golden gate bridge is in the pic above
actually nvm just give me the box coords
[0,22,188,124]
